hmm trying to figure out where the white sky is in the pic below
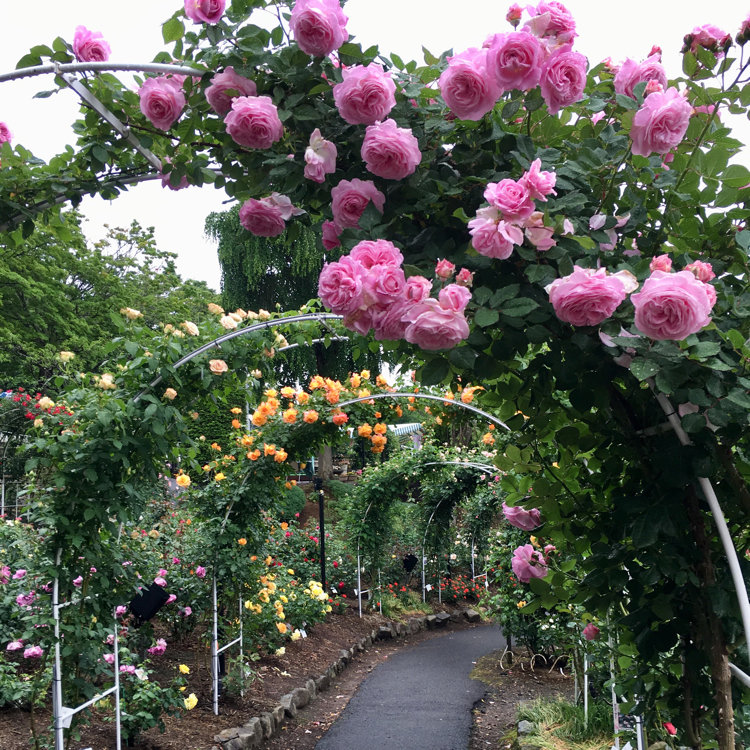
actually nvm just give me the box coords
[1,1,747,291]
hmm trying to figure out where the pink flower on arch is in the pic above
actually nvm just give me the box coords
[148,638,167,655]
[333,63,397,125]
[486,31,545,94]
[6,639,24,652]
[520,159,557,201]
[469,207,524,260]
[523,1,577,46]
[685,260,715,283]
[23,645,44,659]
[583,623,600,641]
[631,87,692,157]
[225,96,283,149]
[205,67,257,115]
[331,178,385,229]
[239,193,304,237]
[502,502,542,530]
[290,0,349,58]
[321,220,341,250]
[438,47,500,121]
[484,179,535,222]
[304,128,337,183]
[72,26,111,63]
[138,77,185,131]
[184,0,226,25]
[435,259,456,281]
[511,544,548,583]
[403,298,470,351]
[361,120,422,180]
[649,254,673,273]
[318,255,366,316]
[614,54,667,99]
[195,566,207,579]
[540,45,588,115]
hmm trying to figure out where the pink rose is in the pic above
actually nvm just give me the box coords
[524,211,556,251]
[160,160,189,191]
[73,576,83,588]
[502,502,541,530]
[583,623,600,641]
[506,4,523,26]
[304,128,337,182]
[649,254,672,273]
[182,606,193,617]
[23,645,44,659]
[631,270,716,340]
[362,264,406,307]
[166,594,177,604]
[487,31,545,93]
[405,275,433,303]
[547,266,631,327]
[435,259,456,280]
[72,26,111,62]
[205,67,257,115]
[322,220,341,250]
[540,45,587,115]
[331,178,385,228]
[184,0,225,25]
[403,299,470,350]
[456,268,474,287]
[614,54,667,99]
[115,605,127,617]
[195,566,206,578]
[148,638,167,655]
[663,722,677,737]
[6,639,24,651]
[239,198,285,237]
[0,565,11,584]
[438,48,500,121]
[484,179,535,222]
[290,0,348,57]
[631,87,692,157]
[520,159,557,201]
[12,569,26,580]
[361,120,422,180]
[685,260,715,282]
[120,665,136,675]
[138,77,185,131]
[371,300,410,341]
[524,1,577,46]
[0,123,11,146]
[685,24,731,54]
[154,576,167,587]
[469,208,524,259]
[438,284,471,313]
[333,63,397,125]
[103,653,115,664]
[225,96,283,149]
[511,544,548,583]
[350,239,403,268]
[318,256,366,316]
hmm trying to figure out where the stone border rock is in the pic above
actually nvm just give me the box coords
[211,609,481,750]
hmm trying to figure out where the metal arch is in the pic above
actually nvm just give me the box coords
[133,313,344,402]
[0,62,203,84]
[337,392,510,432]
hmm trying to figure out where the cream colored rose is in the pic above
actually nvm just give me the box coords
[173,329,185,338]
[258,309,271,320]
[209,359,228,374]
[97,373,116,390]
[59,351,75,363]
[163,388,178,400]
[235,308,248,319]
[33,418,44,428]
[220,315,238,330]
[207,303,224,315]
[164,324,175,334]
[38,396,55,410]
[181,321,199,336]
[228,311,243,323]
[120,307,142,320]
[246,310,259,320]
[250,369,263,379]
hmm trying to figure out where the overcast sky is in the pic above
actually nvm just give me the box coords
[1,1,747,291]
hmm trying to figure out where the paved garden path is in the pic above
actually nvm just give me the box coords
[315,623,505,750]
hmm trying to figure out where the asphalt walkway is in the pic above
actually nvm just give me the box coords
[315,623,505,750]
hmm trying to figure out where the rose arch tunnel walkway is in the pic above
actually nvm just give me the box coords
[315,624,505,750]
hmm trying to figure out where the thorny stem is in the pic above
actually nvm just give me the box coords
[597,147,630,213]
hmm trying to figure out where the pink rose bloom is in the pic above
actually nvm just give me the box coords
[103,653,115,664]
[583,623,600,641]
[331,178,385,228]
[72,26,111,62]
[350,238,403,268]
[184,0,226,25]
[166,594,177,604]
[435,259,456,280]
[692,104,719,119]
[6,639,23,651]
[547,266,631,327]
[318,255,366,315]
[23,645,44,659]
[663,722,678,737]
[138,77,185,131]
[322,220,341,250]
[0,123,11,147]
[685,260,715,282]
[120,665,136,675]
[0,565,11,583]
[469,208,524,259]
[361,120,422,180]
[486,31,545,93]
[372,301,410,341]
[239,198,285,237]
[521,158,557,201]
[290,0,349,57]
[613,55,667,99]
[631,87,692,157]
[405,275,433,303]
[160,160,189,191]
[304,128,337,182]
[182,606,193,617]
[195,566,206,578]
[645,80,663,95]
[540,45,587,115]
[484,180,535,222]
[333,63,397,125]
[172,557,180,565]
[502,502,541,530]
[524,1,577,46]
[148,638,167,655]
[456,268,475,287]
[12,569,26,580]
[362,264,406,308]
[153,576,167,587]
[115,605,127,617]
[73,576,83,588]
[403,299,470,350]
[524,211,556,251]
[438,48,500,121]
[650,254,672,272]
[205,67,257,115]
[438,284,472,313]
[631,270,716,340]
[686,24,731,54]
[511,544,548,583]
[506,3,523,26]
[225,96,283,149]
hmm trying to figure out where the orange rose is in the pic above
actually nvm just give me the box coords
[231,419,241,429]
[296,391,310,404]
[482,433,495,445]
[373,423,387,435]
[309,375,325,390]
[238,538,247,546]
[247,450,261,461]
[332,412,349,426]
[274,449,288,463]
[263,444,276,456]
[350,374,361,388]
[358,423,373,438]
[280,386,295,399]
[230,407,242,414]
[282,408,297,424]
[176,474,191,488]
[325,389,340,405]
[303,410,319,424]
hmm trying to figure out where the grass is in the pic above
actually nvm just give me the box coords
[518,698,613,750]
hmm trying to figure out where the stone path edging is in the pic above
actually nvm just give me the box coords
[210,608,481,750]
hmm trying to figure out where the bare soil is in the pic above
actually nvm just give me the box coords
[0,606,573,750]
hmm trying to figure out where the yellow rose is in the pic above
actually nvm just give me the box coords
[120,307,142,320]
[176,474,191,488]
[215,472,226,481]
[184,693,198,710]
[178,664,190,675]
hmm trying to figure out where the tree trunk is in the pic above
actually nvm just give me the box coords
[685,486,735,750]
[317,445,333,480]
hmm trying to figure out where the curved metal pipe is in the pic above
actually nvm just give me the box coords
[0,61,203,84]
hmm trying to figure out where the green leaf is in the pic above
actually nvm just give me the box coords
[501,298,539,317]
[474,307,500,328]
[689,341,721,358]
[615,93,639,110]
[420,357,450,385]
[722,163,750,188]
[162,17,185,44]
[448,346,477,370]
[629,359,659,381]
